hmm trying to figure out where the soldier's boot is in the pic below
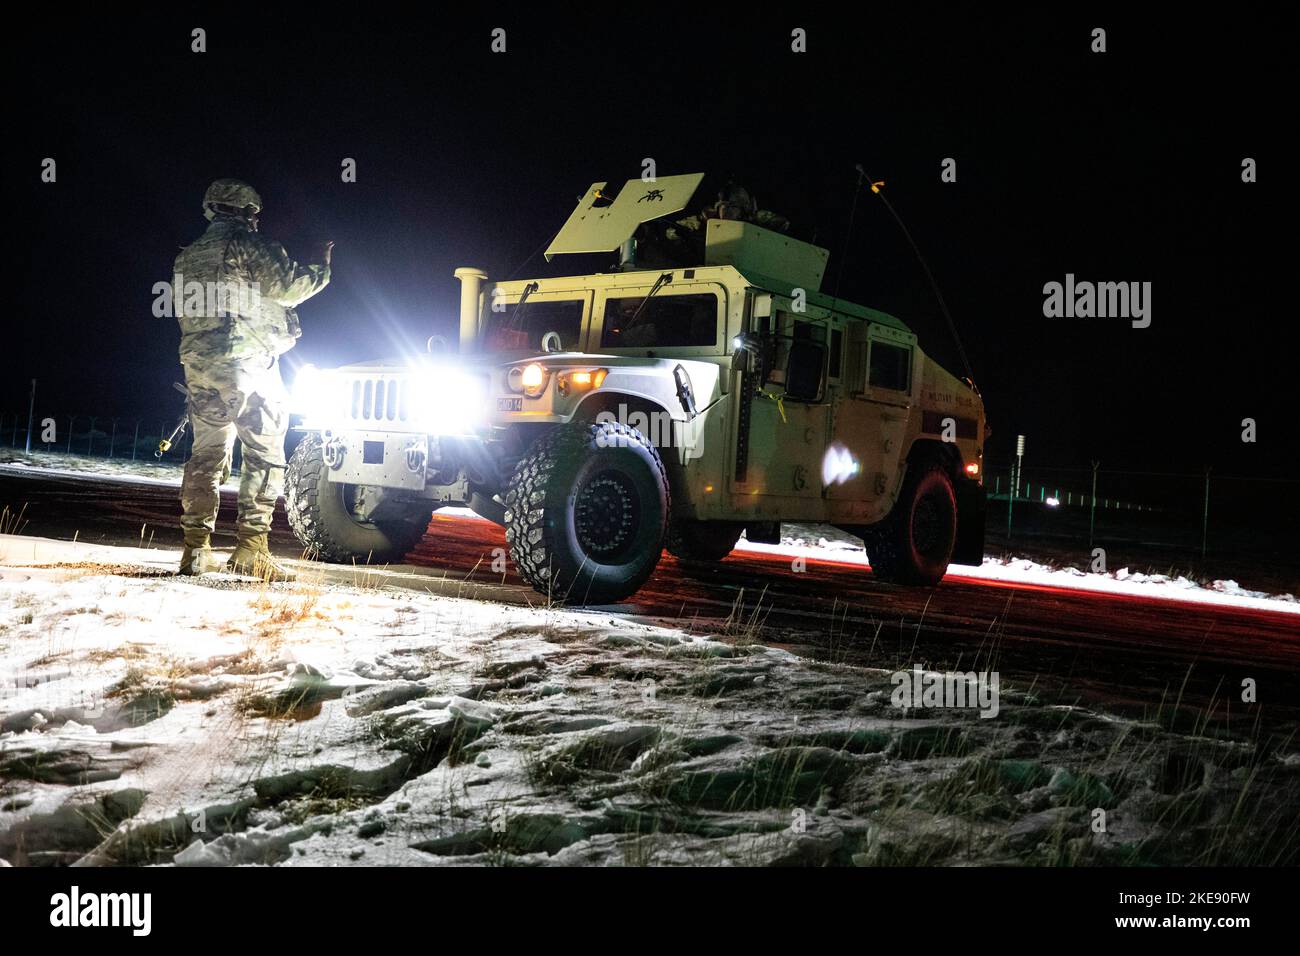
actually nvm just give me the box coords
[226,531,296,582]
[178,530,221,576]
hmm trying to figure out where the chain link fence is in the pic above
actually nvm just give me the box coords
[984,458,1299,593]
[0,410,247,472]
[3,410,191,462]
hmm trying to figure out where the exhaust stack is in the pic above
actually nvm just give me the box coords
[454,267,488,352]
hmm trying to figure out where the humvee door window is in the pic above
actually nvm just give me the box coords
[792,321,825,343]
[829,329,844,379]
[602,293,718,348]
[483,299,584,352]
[869,341,911,392]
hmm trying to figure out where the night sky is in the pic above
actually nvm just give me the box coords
[6,9,1293,492]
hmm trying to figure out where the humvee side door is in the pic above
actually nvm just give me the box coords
[728,302,831,513]
[825,322,917,523]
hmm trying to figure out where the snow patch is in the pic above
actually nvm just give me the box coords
[737,525,1299,614]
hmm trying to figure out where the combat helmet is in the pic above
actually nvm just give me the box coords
[203,178,263,221]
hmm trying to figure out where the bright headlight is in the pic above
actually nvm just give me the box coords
[520,363,546,396]
[411,367,487,435]
[290,364,328,414]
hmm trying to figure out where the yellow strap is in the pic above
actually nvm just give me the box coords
[758,389,788,423]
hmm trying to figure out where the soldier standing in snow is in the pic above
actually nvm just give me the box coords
[172,178,331,579]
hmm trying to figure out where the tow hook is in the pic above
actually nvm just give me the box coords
[405,441,427,474]
[322,437,346,469]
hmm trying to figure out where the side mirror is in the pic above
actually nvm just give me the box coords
[785,340,827,402]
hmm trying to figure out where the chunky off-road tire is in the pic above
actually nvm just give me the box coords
[666,520,743,562]
[285,434,430,564]
[504,420,669,604]
[866,463,957,586]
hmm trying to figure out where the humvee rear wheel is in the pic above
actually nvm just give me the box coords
[867,464,957,586]
[667,520,743,562]
[504,420,669,604]
[285,434,431,564]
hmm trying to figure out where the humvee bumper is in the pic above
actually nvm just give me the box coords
[313,427,499,495]
[314,429,431,491]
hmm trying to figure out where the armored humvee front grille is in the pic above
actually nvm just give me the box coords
[347,375,411,423]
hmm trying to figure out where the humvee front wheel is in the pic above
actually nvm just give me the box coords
[867,464,957,586]
[285,434,431,564]
[667,520,743,562]
[504,420,669,603]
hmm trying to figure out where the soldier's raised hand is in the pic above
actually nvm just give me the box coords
[322,240,335,267]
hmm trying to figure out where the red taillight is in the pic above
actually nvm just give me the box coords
[965,462,980,476]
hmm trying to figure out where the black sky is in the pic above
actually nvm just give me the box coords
[5,8,1293,484]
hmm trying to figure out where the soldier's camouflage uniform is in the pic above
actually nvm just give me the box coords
[174,196,329,575]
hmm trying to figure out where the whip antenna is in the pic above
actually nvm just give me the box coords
[853,163,976,388]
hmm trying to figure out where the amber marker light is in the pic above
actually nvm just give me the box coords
[556,368,608,396]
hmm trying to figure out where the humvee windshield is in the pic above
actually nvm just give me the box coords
[601,293,717,349]
[481,299,584,352]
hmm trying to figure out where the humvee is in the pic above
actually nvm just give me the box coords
[284,173,986,603]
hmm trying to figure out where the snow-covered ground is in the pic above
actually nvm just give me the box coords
[765,524,1299,613]
[1,534,1294,867]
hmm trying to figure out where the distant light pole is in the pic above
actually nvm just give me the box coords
[86,417,97,456]
[1006,434,1024,547]
[109,417,119,458]
[132,419,141,461]
[1015,434,1024,497]
[24,379,36,453]
[67,415,76,453]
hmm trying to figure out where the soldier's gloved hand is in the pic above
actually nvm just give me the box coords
[321,240,334,267]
